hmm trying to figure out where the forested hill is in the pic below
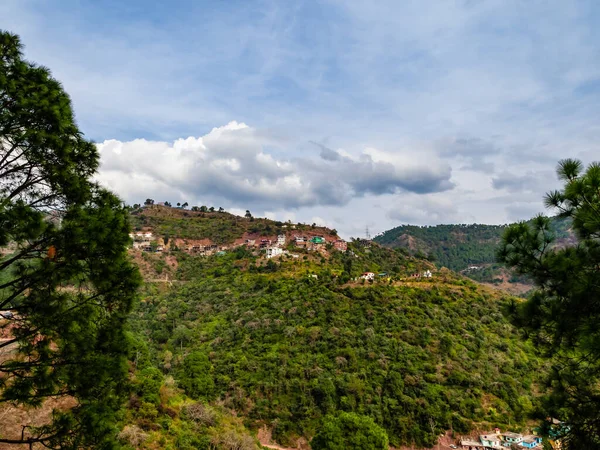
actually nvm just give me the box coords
[121,208,546,449]
[374,217,574,273]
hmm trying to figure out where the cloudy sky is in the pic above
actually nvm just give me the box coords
[3,0,600,238]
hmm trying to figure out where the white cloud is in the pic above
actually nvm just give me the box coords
[96,121,454,209]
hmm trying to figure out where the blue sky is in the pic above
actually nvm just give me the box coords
[3,0,600,237]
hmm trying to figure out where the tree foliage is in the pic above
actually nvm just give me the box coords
[311,412,388,450]
[130,246,542,447]
[498,159,600,448]
[0,30,140,448]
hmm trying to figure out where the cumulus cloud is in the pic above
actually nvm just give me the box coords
[96,121,454,209]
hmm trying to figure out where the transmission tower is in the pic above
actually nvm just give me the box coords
[365,226,371,241]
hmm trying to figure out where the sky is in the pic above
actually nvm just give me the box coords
[3,0,600,238]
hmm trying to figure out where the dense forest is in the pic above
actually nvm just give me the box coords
[120,233,545,449]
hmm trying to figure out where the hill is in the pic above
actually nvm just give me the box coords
[373,217,575,292]
[119,207,545,449]
[130,205,340,246]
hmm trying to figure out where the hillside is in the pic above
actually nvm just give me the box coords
[119,207,545,449]
[374,217,575,290]
[130,205,340,246]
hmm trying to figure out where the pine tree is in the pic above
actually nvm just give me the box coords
[0,30,140,448]
[498,159,600,448]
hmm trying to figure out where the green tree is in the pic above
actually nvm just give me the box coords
[179,351,215,400]
[498,159,600,448]
[0,31,140,448]
[311,412,388,450]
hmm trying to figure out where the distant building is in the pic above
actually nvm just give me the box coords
[520,436,542,448]
[310,236,325,244]
[294,236,307,247]
[361,272,375,280]
[266,247,283,258]
[423,270,432,278]
[479,434,502,448]
[277,234,286,246]
[460,439,484,449]
[501,432,523,446]
[333,239,347,251]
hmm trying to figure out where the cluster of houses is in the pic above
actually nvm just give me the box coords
[461,430,542,449]
[358,269,434,282]
[129,231,164,252]
[359,272,389,280]
[129,230,348,259]
[410,269,433,278]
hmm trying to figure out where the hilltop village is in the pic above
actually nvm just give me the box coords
[129,228,346,259]
[128,203,437,280]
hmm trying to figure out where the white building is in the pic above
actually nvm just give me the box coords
[266,247,284,258]
[277,234,286,246]
[423,270,432,278]
[361,272,375,280]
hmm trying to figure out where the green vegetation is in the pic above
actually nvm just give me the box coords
[375,223,508,270]
[0,31,140,447]
[499,159,600,448]
[374,217,573,286]
[311,412,388,450]
[130,205,339,246]
[117,350,259,450]
[128,241,543,448]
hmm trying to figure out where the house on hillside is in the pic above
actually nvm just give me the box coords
[265,247,283,258]
[479,434,502,448]
[259,239,271,249]
[333,239,347,251]
[130,231,156,250]
[501,432,523,446]
[460,430,541,450]
[520,436,542,448]
[361,272,375,280]
[277,234,286,246]
[245,239,256,246]
[423,269,432,278]
[308,236,326,251]
[460,439,485,449]
[294,236,307,247]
